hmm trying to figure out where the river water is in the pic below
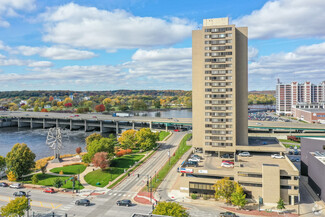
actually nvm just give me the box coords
[0,109,193,159]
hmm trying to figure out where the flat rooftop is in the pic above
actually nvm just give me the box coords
[311,151,325,165]
[297,108,325,113]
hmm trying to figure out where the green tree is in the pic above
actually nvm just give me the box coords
[31,174,39,184]
[85,133,103,149]
[33,106,39,112]
[118,129,137,149]
[83,137,117,163]
[21,105,28,111]
[6,143,36,179]
[0,156,5,174]
[214,177,236,203]
[277,198,285,210]
[135,128,159,151]
[231,191,247,209]
[152,201,189,217]
[53,178,63,189]
[154,100,161,109]
[0,196,29,217]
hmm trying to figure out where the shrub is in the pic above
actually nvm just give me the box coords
[31,174,39,184]
[191,194,197,199]
[116,150,127,157]
[203,195,208,200]
[126,149,132,154]
[41,108,48,112]
[59,170,64,175]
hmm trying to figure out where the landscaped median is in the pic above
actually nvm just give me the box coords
[84,154,145,187]
[159,131,170,141]
[146,133,192,191]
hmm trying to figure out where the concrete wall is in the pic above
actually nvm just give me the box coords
[262,164,280,204]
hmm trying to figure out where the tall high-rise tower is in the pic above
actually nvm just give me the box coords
[192,17,248,155]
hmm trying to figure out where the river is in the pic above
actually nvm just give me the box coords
[0,109,193,159]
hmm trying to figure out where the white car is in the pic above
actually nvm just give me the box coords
[238,152,251,157]
[9,183,22,189]
[188,157,200,162]
[271,154,285,159]
[221,162,234,168]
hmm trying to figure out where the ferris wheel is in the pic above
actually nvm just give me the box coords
[46,127,63,160]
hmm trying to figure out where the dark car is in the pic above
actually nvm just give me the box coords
[75,199,90,206]
[219,211,236,217]
[221,154,234,158]
[13,191,26,197]
[0,182,8,187]
[116,199,132,207]
[185,161,198,167]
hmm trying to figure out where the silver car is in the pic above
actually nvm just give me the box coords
[238,152,251,157]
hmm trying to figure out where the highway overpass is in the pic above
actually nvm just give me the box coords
[1,111,325,134]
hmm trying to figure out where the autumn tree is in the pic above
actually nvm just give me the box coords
[76,147,82,155]
[7,171,17,182]
[152,202,189,217]
[33,106,39,112]
[64,102,72,107]
[6,143,36,179]
[102,98,112,111]
[214,177,237,203]
[92,152,109,170]
[0,196,29,217]
[85,133,103,148]
[63,97,73,105]
[49,96,54,101]
[231,183,246,209]
[41,108,48,112]
[21,105,28,111]
[95,104,105,112]
[135,128,159,151]
[118,129,137,149]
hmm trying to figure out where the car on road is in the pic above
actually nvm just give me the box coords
[238,152,251,157]
[92,116,97,118]
[75,115,80,117]
[271,154,285,159]
[0,182,8,187]
[75,199,90,206]
[116,199,132,207]
[9,183,22,189]
[221,162,234,168]
[43,188,55,193]
[13,191,26,197]
[185,161,198,167]
[219,211,236,217]
[174,129,180,132]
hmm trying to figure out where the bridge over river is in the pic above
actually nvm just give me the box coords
[1,111,325,135]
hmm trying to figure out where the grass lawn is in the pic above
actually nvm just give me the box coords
[50,164,86,175]
[22,173,84,190]
[85,154,144,187]
[148,133,192,191]
[159,131,170,141]
[279,139,300,144]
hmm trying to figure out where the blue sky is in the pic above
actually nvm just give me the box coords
[0,0,324,91]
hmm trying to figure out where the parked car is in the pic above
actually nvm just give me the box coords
[188,157,200,162]
[220,211,236,217]
[191,154,201,159]
[43,188,55,194]
[222,160,234,165]
[174,129,180,132]
[116,199,132,207]
[238,152,251,157]
[185,161,198,167]
[92,116,97,118]
[9,183,22,189]
[221,154,234,158]
[221,162,234,168]
[271,154,285,159]
[13,191,26,197]
[75,199,90,206]
[0,182,8,187]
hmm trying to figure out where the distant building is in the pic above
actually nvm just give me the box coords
[276,80,325,115]
[301,137,325,202]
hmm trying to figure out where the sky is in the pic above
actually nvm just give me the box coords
[0,0,324,91]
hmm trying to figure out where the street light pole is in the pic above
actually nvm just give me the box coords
[27,191,31,217]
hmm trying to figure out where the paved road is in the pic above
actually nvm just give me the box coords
[0,132,187,217]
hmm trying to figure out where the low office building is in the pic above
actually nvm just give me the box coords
[292,107,325,123]
[175,137,299,205]
[301,137,325,202]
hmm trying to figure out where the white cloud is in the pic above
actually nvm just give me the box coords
[234,0,325,39]
[41,3,195,50]
[16,46,96,60]
[248,42,325,89]
[27,61,53,67]
[0,47,193,90]
[248,47,259,62]
[0,0,35,27]
[0,55,52,67]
